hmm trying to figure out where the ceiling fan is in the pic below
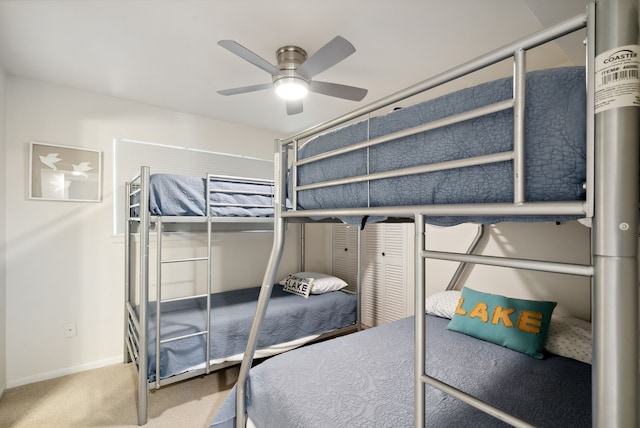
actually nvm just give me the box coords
[217,36,368,115]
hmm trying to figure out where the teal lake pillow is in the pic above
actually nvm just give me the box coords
[447,287,557,358]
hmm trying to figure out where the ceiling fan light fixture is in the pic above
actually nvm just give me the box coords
[274,76,309,100]
[217,37,367,115]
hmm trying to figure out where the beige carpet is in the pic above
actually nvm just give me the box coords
[0,363,239,428]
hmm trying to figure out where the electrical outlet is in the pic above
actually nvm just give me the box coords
[64,322,77,338]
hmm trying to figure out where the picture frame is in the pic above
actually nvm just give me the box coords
[29,141,102,202]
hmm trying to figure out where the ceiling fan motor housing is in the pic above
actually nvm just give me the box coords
[276,46,307,71]
[273,45,310,98]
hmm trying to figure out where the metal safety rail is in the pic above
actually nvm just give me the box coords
[124,166,275,425]
[236,1,639,427]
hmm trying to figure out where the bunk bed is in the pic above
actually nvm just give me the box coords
[213,1,639,427]
[124,167,358,425]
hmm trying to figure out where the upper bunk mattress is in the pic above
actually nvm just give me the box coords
[294,67,586,226]
[144,285,356,381]
[148,173,275,217]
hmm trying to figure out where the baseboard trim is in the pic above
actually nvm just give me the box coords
[7,356,124,389]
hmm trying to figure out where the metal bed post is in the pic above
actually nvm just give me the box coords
[124,181,132,364]
[236,142,288,428]
[137,166,150,426]
[155,217,163,388]
[356,226,362,330]
[513,49,526,205]
[593,0,639,426]
[206,175,213,375]
[292,139,298,213]
[414,215,426,428]
[300,223,305,271]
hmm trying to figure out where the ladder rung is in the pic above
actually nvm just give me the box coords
[160,330,207,344]
[161,294,208,303]
[161,256,208,264]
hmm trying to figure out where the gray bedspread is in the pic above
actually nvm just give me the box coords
[294,67,586,226]
[211,315,590,427]
[143,286,356,381]
[148,173,275,217]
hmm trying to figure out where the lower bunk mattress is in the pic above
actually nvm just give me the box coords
[211,315,590,427]
[146,173,275,217]
[141,285,356,382]
[293,66,586,226]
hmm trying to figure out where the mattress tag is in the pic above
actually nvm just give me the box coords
[594,44,640,114]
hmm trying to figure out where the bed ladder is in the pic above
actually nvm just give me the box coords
[151,215,214,389]
[151,173,276,388]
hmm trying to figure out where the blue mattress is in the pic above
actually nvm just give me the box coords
[293,67,586,226]
[143,285,356,381]
[147,174,275,217]
[211,315,590,428]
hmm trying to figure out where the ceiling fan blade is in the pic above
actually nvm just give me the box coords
[217,83,273,96]
[297,36,356,78]
[218,40,282,76]
[309,81,368,101]
[286,99,303,115]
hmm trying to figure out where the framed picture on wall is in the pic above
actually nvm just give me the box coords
[29,141,102,202]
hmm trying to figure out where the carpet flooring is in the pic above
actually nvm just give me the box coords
[0,363,238,428]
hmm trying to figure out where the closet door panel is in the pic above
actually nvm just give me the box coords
[332,222,412,328]
[384,263,406,322]
[383,224,405,258]
[364,226,383,258]
[361,223,410,326]
[332,257,356,293]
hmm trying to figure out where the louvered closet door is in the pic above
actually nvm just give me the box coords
[361,224,408,327]
[331,224,359,293]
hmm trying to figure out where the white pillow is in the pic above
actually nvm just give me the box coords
[424,290,461,319]
[545,315,592,364]
[279,272,348,294]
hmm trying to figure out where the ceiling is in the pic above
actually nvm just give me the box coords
[0,0,590,136]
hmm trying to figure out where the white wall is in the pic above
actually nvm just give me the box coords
[424,221,591,320]
[4,77,308,387]
[0,66,7,397]
[332,220,591,324]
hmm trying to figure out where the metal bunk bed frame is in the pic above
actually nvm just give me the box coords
[236,1,639,426]
[124,166,276,425]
